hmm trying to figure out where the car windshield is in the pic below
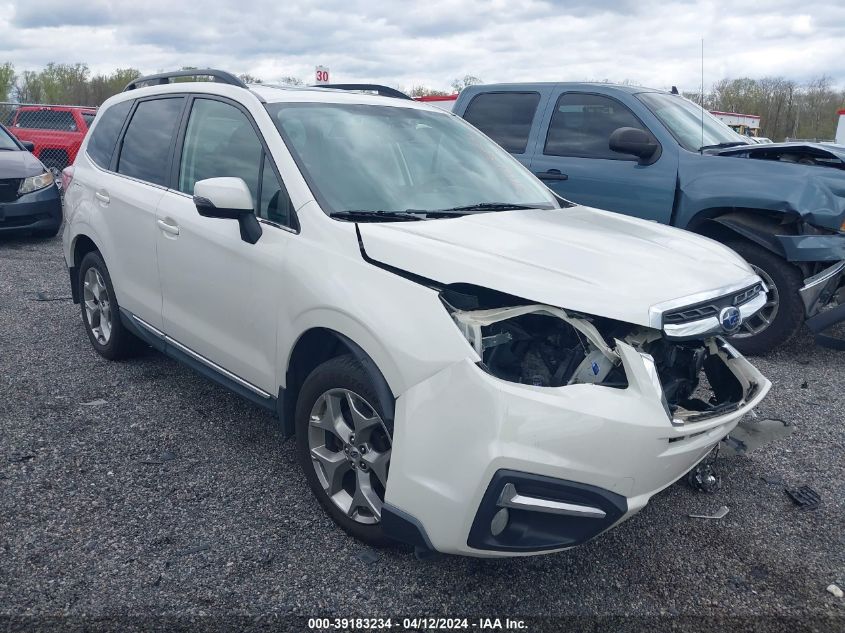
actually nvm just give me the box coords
[637,92,750,152]
[265,102,558,217]
[0,125,19,150]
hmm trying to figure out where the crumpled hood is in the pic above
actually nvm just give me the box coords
[713,141,845,163]
[0,149,46,178]
[699,142,845,231]
[358,206,759,327]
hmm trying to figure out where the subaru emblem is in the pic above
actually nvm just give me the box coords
[719,306,742,333]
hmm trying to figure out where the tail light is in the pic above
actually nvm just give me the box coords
[61,166,74,190]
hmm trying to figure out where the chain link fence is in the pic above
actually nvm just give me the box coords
[1,102,97,173]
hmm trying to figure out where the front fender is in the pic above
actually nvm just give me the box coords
[676,151,845,234]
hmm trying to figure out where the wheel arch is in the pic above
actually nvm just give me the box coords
[688,208,799,259]
[281,326,397,439]
[68,233,102,304]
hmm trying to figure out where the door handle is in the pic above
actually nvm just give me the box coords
[156,219,180,236]
[94,190,110,204]
[534,170,569,181]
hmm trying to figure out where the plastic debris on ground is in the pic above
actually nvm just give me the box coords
[689,505,730,520]
[785,485,821,511]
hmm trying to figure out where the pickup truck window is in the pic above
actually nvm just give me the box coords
[637,92,748,152]
[463,92,540,154]
[81,112,96,129]
[544,93,648,159]
[267,102,557,216]
[15,110,77,131]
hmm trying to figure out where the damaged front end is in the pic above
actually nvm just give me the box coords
[441,284,761,423]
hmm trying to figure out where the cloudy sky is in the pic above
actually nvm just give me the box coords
[1,0,843,92]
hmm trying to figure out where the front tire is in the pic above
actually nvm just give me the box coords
[295,355,393,546]
[725,240,805,355]
[77,251,141,360]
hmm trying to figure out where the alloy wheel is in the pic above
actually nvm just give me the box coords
[83,268,112,345]
[732,265,779,338]
[307,388,391,524]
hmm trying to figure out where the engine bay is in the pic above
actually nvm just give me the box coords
[441,284,750,420]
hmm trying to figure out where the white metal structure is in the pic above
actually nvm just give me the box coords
[836,109,845,145]
[62,72,770,557]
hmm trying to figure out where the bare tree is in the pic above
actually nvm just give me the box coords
[450,75,482,93]
[408,85,450,97]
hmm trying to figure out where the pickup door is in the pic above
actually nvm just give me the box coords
[529,90,679,222]
[463,88,679,223]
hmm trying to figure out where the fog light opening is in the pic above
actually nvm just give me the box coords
[491,508,509,536]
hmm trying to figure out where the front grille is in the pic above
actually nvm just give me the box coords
[663,283,764,326]
[0,178,20,203]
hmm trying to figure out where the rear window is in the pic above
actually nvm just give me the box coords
[462,92,540,154]
[86,100,132,169]
[15,110,77,131]
[117,98,184,186]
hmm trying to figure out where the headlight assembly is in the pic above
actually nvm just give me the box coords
[18,170,54,195]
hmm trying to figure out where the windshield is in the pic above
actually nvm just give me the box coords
[265,103,558,216]
[637,92,750,152]
[0,125,19,150]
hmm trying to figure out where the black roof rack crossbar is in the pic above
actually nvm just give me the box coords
[124,69,248,92]
[310,84,412,100]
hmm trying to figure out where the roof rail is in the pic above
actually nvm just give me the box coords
[124,69,248,92]
[311,84,412,100]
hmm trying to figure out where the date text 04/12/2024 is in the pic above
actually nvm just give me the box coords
[307,617,528,630]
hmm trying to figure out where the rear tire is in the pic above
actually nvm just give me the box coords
[725,240,805,355]
[295,354,393,546]
[77,251,141,360]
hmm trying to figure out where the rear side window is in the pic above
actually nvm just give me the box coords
[15,110,77,131]
[86,100,132,169]
[81,112,96,129]
[544,93,650,159]
[463,92,540,154]
[117,98,184,186]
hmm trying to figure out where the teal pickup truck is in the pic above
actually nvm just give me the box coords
[452,83,845,354]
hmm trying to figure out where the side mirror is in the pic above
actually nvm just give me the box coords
[609,127,660,164]
[21,140,35,152]
[193,177,262,244]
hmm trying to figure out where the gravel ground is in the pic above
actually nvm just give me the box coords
[1,233,843,632]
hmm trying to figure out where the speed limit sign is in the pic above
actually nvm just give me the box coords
[315,66,330,84]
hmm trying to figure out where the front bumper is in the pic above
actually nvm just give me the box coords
[0,184,62,233]
[384,341,770,557]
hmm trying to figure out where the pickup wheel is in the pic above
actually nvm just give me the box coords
[295,355,393,546]
[77,251,142,360]
[725,240,804,355]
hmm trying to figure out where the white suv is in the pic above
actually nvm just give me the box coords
[63,70,771,557]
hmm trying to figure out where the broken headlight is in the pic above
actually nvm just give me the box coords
[439,284,628,388]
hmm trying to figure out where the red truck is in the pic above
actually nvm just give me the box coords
[9,105,97,174]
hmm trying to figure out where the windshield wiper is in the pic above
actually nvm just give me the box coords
[427,202,538,213]
[330,210,425,222]
[330,203,540,222]
[699,141,750,151]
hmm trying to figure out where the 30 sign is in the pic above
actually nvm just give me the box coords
[315,66,330,84]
